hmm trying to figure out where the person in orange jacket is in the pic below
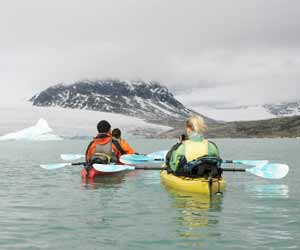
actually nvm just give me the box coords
[85,120,122,164]
[112,128,136,155]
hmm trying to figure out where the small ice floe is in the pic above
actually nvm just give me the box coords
[0,118,63,141]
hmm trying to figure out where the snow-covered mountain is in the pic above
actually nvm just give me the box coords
[25,79,300,138]
[30,79,213,126]
[263,102,300,117]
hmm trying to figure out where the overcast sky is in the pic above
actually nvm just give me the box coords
[1,0,299,108]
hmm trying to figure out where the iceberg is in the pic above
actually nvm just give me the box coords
[0,118,63,141]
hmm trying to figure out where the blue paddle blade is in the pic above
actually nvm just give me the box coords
[247,163,289,179]
[146,150,168,161]
[120,154,150,164]
[120,150,168,164]
[61,154,85,161]
[93,164,135,172]
[231,160,269,167]
[40,163,71,170]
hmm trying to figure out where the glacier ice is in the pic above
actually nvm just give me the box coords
[0,118,63,141]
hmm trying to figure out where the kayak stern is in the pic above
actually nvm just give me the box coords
[160,170,226,195]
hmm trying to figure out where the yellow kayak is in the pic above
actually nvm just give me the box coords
[160,170,226,195]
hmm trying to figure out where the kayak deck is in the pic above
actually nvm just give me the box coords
[160,170,226,195]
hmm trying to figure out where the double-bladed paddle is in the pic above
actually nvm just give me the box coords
[120,154,269,167]
[60,151,169,162]
[40,162,134,172]
[90,163,289,179]
[40,158,289,179]
[61,151,269,168]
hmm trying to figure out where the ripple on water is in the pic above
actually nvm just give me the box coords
[0,139,299,250]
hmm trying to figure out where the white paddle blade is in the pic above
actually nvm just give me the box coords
[247,164,289,179]
[93,164,135,172]
[61,154,85,161]
[40,163,71,170]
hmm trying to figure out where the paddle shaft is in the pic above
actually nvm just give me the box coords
[134,166,164,170]
[72,162,86,166]
[222,160,233,163]
[223,160,235,164]
[73,162,287,179]
[133,167,247,171]
[73,164,247,171]
[221,168,246,172]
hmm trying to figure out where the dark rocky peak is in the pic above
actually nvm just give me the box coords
[30,79,215,126]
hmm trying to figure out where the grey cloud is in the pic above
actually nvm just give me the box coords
[0,0,300,108]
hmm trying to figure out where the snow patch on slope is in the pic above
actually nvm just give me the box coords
[148,102,177,117]
[264,102,300,117]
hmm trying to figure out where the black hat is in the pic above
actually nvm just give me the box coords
[112,128,121,138]
[97,120,111,133]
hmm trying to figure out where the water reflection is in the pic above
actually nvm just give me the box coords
[250,184,289,198]
[165,186,223,240]
[81,171,136,190]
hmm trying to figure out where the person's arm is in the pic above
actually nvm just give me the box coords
[85,141,95,162]
[169,144,184,172]
[121,139,135,154]
[208,141,220,157]
[166,143,181,165]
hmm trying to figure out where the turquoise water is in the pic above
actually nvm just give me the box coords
[0,139,299,250]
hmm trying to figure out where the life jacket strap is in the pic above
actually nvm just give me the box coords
[112,139,126,155]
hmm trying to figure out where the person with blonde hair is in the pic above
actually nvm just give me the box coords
[165,115,222,178]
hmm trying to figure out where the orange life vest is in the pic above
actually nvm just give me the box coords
[86,133,122,163]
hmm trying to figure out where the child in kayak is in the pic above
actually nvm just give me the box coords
[85,120,123,164]
[165,116,222,178]
[112,128,136,155]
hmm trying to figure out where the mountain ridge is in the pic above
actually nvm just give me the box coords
[264,101,300,117]
[30,79,300,138]
[160,115,300,138]
[30,79,215,127]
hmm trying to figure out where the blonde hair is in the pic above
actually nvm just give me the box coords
[185,115,207,134]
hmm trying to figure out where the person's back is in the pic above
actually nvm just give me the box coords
[166,116,221,177]
[112,128,135,155]
[85,120,122,164]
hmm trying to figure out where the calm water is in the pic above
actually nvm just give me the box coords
[0,139,299,250]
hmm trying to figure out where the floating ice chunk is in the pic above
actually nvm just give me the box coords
[0,118,63,141]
